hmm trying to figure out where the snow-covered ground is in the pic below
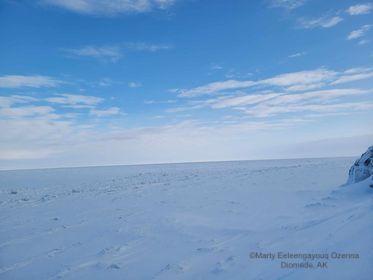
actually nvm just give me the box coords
[0,158,372,280]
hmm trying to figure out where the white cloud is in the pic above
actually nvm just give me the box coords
[168,65,373,121]
[0,75,61,88]
[174,67,373,98]
[128,82,142,88]
[3,111,371,168]
[64,43,171,62]
[98,78,114,87]
[0,118,285,165]
[264,88,369,106]
[0,95,57,120]
[331,68,373,84]
[298,16,343,29]
[1,93,120,120]
[167,92,280,112]
[124,42,172,52]
[0,95,37,107]
[0,117,84,161]
[262,68,336,88]
[210,64,223,70]
[45,94,103,108]
[343,67,372,74]
[90,107,121,117]
[271,0,307,10]
[0,148,57,160]
[201,93,281,109]
[288,51,307,58]
[186,88,369,114]
[346,3,373,15]
[177,80,256,97]
[285,83,325,91]
[0,89,371,168]
[64,46,123,62]
[0,93,125,164]
[358,39,370,45]
[0,106,55,118]
[0,94,111,120]
[145,99,176,105]
[238,88,371,117]
[245,101,373,117]
[42,0,177,16]
[347,24,372,40]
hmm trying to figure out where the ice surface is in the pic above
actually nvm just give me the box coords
[0,158,372,279]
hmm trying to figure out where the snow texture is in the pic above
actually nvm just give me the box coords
[0,157,372,279]
[347,146,373,184]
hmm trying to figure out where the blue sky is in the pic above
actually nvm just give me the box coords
[0,0,372,169]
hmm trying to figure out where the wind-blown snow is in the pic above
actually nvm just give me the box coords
[0,158,372,279]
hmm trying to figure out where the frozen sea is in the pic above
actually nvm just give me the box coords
[0,157,372,279]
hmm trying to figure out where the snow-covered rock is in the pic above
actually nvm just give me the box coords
[347,146,373,184]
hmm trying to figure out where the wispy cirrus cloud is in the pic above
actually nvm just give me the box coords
[63,46,123,62]
[41,0,177,16]
[167,67,373,120]
[346,3,373,15]
[0,95,58,120]
[90,107,121,117]
[204,88,371,118]
[262,68,336,89]
[297,15,343,29]
[63,42,172,62]
[124,42,172,52]
[331,67,373,84]
[128,82,142,88]
[0,93,123,120]
[270,0,307,10]
[0,94,125,125]
[45,93,103,109]
[173,67,373,98]
[347,24,372,40]
[176,80,256,98]
[0,95,37,107]
[244,101,373,117]
[0,75,61,88]
[288,51,307,58]
[170,88,371,114]
[0,106,56,118]
[205,92,281,109]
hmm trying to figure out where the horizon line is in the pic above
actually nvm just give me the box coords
[0,154,357,172]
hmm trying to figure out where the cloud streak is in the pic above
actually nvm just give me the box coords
[45,94,103,109]
[346,3,373,15]
[63,43,172,62]
[347,25,371,40]
[288,51,307,58]
[244,101,373,117]
[172,88,371,115]
[270,0,307,10]
[0,75,61,88]
[64,46,123,62]
[90,107,121,117]
[298,16,343,29]
[174,67,373,98]
[42,0,177,16]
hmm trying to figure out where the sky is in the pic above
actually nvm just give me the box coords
[0,0,372,170]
